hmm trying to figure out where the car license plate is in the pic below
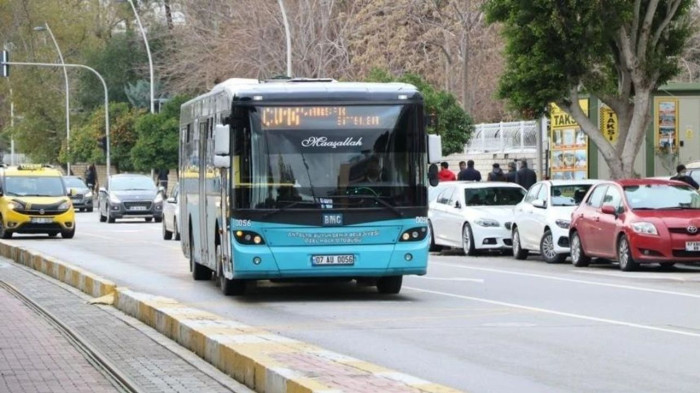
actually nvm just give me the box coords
[31,217,53,224]
[686,241,700,251]
[129,206,147,211]
[312,254,354,266]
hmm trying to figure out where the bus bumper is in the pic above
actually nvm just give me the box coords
[230,239,429,279]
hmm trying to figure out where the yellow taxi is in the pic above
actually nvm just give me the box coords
[0,164,76,239]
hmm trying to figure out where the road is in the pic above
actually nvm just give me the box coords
[9,212,700,392]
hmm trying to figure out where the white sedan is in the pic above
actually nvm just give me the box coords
[511,179,601,263]
[162,183,180,240]
[429,182,526,255]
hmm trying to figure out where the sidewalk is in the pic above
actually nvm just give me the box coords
[0,259,251,393]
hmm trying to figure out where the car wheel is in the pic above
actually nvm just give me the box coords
[61,227,75,239]
[428,222,442,252]
[376,276,402,294]
[155,216,163,223]
[174,220,181,241]
[217,244,245,296]
[107,207,115,224]
[87,207,94,213]
[512,227,529,260]
[0,217,12,239]
[162,220,173,240]
[570,231,590,267]
[462,223,477,256]
[541,229,566,263]
[99,205,107,222]
[145,217,153,223]
[190,230,211,280]
[79,208,85,212]
[617,234,639,271]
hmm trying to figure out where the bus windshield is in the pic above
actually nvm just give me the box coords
[234,104,424,210]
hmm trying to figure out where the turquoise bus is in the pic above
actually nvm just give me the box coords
[179,78,441,295]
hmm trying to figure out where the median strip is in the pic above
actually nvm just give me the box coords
[0,241,462,393]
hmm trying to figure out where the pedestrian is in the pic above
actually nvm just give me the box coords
[458,161,467,173]
[158,168,170,193]
[670,164,699,189]
[487,163,506,181]
[505,162,517,183]
[516,160,537,190]
[438,162,456,182]
[85,164,97,193]
[458,159,482,181]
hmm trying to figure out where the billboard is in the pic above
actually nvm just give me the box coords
[550,100,589,180]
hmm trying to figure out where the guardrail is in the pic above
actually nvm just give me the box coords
[467,120,538,153]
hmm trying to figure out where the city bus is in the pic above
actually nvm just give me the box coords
[179,78,441,295]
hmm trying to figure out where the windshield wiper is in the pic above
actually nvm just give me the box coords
[261,200,317,219]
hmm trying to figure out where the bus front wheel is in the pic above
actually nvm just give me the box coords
[377,276,402,294]
[217,244,245,296]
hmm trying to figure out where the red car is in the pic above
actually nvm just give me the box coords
[569,179,700,271]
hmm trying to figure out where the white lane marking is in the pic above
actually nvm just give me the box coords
[573,270,700,282]
[78,232,182,250]
[404,286,700,338]
[417,277,485,283]
[431,261,700,299]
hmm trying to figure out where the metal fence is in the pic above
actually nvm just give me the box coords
[466,120,538,153]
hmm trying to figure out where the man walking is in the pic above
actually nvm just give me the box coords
[516,160,537,190]
[487,163,506,181]
[458,160,482,181]
[505,162,517,183]
[438,162,456,181]
[671,164,699,189]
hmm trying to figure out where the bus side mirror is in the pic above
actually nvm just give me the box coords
[214,124,230,155]
[428,163,439,187]
[428,134,442,164]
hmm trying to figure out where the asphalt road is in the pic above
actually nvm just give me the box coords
[9,212,700,392]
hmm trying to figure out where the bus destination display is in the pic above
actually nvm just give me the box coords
[260,106,391,129]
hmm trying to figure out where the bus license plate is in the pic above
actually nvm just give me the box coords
[31,217,53,224]
[312,255,354,266]
[686,241,700,251]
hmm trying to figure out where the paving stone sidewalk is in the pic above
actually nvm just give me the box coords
[0,259,251,393]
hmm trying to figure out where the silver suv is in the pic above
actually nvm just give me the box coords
[97,174,164,223]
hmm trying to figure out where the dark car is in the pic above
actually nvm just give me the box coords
[63,176,93,212]
[98,174,163,223]
[570,179,700,271]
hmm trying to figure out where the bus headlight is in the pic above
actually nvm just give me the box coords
[234,230,266,245]
[399,227,428,242]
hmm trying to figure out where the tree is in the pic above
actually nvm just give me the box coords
[485,0,694,179]
[130,95,189,172]
[367,69,473,156]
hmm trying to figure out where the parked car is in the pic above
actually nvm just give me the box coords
[63,176,93,212]
[162,182,180,240]
[570,178,700,271]
[98,174,164,223]
[429,182,526,255]
[511,179,601,263]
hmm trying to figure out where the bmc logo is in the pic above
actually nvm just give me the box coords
[322,213,343,226]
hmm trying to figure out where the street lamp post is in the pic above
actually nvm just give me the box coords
[277,0,292,78]
[120,0,155,113]
[2,61,111,179]
[34,23,71,174]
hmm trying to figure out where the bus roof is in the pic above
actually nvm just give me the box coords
[198,78,422,104]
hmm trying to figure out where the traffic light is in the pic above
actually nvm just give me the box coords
[1,50,8,78]
[97,136,107,153]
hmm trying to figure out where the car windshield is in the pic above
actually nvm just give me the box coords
[464,187,525,206]
[110,176,156,191]
[551,184,594,206]
[5,176,66,197]
[64,177,87,189]
[624,184,700,209]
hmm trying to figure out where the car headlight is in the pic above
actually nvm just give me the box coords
[555,219,571,229]
[85,191,93,198]
[58,201,71,210]
[109,194,121,204]
[154,193,164,204]
[7,201,21,210]
[475,218,500,227]
[631,222,658,235]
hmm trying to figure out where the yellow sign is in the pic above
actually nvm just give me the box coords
[599,106,618,143]
[551,101,589,130]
